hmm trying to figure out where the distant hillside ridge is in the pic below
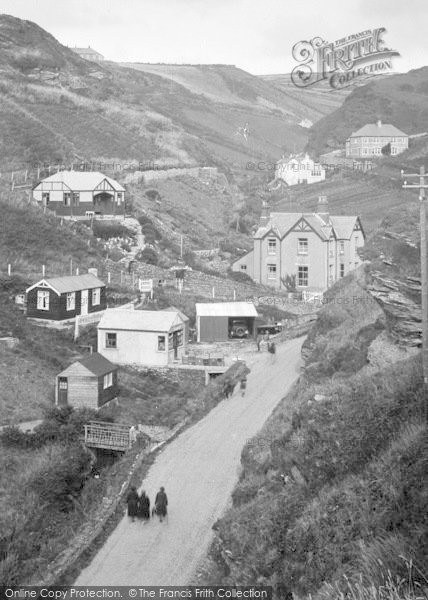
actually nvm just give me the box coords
[306,66,428,156]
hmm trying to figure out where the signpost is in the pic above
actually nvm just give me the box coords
[139,278,154,299]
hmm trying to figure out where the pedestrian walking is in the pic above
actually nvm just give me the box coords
[268,341,276,361]
[154,486,168,522]
[256,333,262,351]
[138,490,150,522]
[126,486,139,522]
[239,376,247,397]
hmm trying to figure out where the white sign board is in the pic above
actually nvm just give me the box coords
[139,278,153,293]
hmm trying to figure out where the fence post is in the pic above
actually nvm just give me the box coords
[120,271,123,286]
[70,258,73,276]
[108,272,111,284]
[132,272,135,287]
[42,264,45,277]
[233,289,236,301]
[76,267,79,275]
[74,316,79,341]
[8,264,11,276]
[212,287,215,298]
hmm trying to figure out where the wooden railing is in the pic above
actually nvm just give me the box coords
[84,421,134,451]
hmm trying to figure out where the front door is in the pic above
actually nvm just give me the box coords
[58,377,68,406]
[81,289,88,315]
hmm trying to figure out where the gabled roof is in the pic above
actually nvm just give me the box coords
[98,309,185,332]
[34,171,124,192]
[196,302,258,317]
[254,211,361,242]
[58,352,116,377]
[329,216,359,239]
[165,306,190,323]
[349,123,408,138]
[26,273,105,295]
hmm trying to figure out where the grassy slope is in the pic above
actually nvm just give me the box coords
[202,270,427,598]
[307,67,428,156]
[0,15,317,173]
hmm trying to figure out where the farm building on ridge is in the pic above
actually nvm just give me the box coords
[26,273,106,321]
[56,353,118,409]
[195,302,259,342]
[32,171,125,218]
[97,308,188,366]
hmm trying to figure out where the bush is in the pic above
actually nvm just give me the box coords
[92,221,129,240]
[137,247,158,265]
[227,270,253,283]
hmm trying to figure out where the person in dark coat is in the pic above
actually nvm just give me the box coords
[138,490,150,522]
[154,486,168,522]
[126,486,139,522]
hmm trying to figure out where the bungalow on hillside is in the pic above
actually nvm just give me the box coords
[32,171,125,219]
[196,302,259,342]
[56,353,118,409]
[71,46,104,61]
[26,273,106,321]
[346,120,409,157]
[97,309,188,366]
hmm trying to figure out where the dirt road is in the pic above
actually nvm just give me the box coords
[75,336,304,585]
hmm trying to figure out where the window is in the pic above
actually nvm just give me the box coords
[66,291,75,311]
[340,264,345,278]
[92,288,101,306]
[158,335,166,351]
[103,372,113,389]
[58,377,68,390]
[37,290,49,311]
[117,192,123,204]
[63,192,71,206]
[176,330,183,347]
[267,238,277,255]
[297,266,309,287]
[339,241,345,254]
[105,332,117,348]
[297,238,308,255]
[267,264,277,279]
[240,265,247,271]
[42,192,50,204]
[73,192,80,206]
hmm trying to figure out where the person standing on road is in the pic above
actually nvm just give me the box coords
[126,486,139,522]
[138,490,150,522]
[256,333,262,351]
[154,486,168,522]
[240,376,247,397]
[268,341,276,362]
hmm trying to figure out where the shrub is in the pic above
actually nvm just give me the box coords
[92,221,129,240]
[227,270,253,283]
[137,247,158,265]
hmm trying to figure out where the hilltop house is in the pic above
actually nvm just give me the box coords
[33,171,125,219]
[71,46,104,61]
[232,196,365,293]
[97,308,188,367]
[26,273,106,320]
[55,353,118,409]
[275,153,325,186]
[346,120,409,157]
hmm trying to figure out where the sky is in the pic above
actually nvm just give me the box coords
[2,0,428,74]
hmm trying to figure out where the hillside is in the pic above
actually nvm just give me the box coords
[0,14,327,174]
[306,67,428,156]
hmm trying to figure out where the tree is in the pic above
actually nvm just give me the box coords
[381,142,391,156]
[281,274,297,292]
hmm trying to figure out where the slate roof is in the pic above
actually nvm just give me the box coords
[98,309,184,332]
[349,123,408,138]
[329,216,360,239]
[35,171,124,192]
[26,273,105,295]
[77,352,116,376]
[255,212,332,240]
[196,302,258,317]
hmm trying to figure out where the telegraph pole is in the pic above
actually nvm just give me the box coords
[402,166,428,422]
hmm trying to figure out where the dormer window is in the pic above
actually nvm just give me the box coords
[297,238,308,255]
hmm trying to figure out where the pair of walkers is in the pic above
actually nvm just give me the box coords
[126,486,168,523]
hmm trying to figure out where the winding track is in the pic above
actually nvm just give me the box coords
[75,336,304,585]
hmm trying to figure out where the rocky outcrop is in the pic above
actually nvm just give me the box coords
[367,271,422,346]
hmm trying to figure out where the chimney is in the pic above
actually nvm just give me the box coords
[259,199,270,227]
[317,195,329,222]
[377,119,382,128]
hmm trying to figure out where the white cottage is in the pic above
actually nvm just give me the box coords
[97,309,187,367]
